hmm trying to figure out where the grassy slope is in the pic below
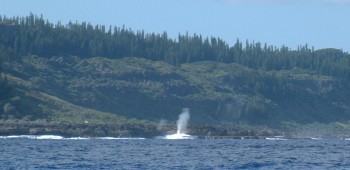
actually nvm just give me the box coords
[5,72,129,124]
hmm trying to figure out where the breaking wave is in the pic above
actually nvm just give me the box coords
[0,135,145,140]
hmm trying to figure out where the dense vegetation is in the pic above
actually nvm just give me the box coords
[1,14,350,136]
[1,14,349,79]
[0,62,12,105]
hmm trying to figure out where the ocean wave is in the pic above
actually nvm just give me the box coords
[265,137,288,141]
[0,135,145,140]
[157,133,198,140]
[0,135,64,140]
[65,137,90,140]
[94,137,146,140]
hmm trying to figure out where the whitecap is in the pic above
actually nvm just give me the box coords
[34,135,64,140]
[311,138,322,140]
[0,135,64,139]
[0,135,35,139]
[265,137,287,140]
[162,133,197,140]
[0,135,146,140]
[65,137,90,140]
[94,137,146,140]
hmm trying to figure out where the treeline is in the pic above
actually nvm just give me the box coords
[1,14,350,79]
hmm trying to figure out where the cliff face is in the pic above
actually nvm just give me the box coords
[2,55,350,129]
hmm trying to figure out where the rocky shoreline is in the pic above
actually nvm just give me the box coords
[0,120,281,138]
[0,120,157,138]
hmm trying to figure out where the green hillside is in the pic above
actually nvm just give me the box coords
[1,14,350,137]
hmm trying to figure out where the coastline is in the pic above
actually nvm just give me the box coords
[0,120,281,139]
[0,120,158,138]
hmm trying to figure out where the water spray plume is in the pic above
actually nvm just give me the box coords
[159,108,197,139]
[177,108,190,134]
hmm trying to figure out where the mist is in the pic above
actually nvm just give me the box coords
[157,119,168,131]
[177,108,190,134]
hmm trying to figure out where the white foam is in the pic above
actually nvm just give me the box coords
[0,135,145,140]
[311,138,322,140]
[163,133,197,140]
[35,135,64,140]
[0,135,38,139]
[0,135,26,139]
[265,137,287,140]
[94,137,146,140]
[159,108,197,140]
[0,135,64,139]
[65,137,90,140]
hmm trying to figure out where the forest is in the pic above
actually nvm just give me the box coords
[1,14,349,79]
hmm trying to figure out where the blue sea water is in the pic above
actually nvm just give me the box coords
[1,136,350,169]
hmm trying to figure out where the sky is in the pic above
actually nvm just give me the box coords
[1,0,350,52]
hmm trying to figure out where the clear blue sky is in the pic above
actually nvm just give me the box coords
[1,0,350,52]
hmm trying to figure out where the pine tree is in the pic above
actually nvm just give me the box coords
[0,14,350,79]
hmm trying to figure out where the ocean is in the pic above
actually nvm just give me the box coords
[1,135,350,169]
